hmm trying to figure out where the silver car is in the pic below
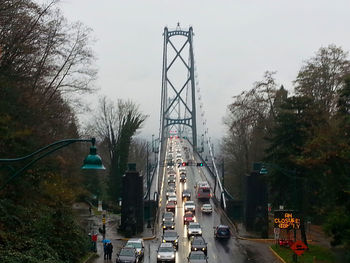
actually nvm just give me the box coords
[157,242,176,262]
[187,222,202,238]
[125,238,144,259]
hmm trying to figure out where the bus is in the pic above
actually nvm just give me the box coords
[196,181,211,201]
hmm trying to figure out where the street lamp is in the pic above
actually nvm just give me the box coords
[0,137,105,190]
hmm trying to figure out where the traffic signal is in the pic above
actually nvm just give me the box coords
[197,162,204,167]
[182,162,188,166]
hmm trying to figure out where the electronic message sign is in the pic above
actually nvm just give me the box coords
[274,210,301,229]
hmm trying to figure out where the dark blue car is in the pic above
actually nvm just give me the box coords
[214,225,231,239]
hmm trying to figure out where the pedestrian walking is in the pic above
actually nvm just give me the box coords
[107,242,113,260]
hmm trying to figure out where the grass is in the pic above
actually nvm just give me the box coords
[271,244,336,263]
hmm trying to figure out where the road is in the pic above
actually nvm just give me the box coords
[113,138,277,263]
[146,139,249,263]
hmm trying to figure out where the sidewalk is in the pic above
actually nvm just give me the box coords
[73,202,154,263]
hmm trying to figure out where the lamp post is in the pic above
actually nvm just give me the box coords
[0,137,105,190]
[146,142,151,228]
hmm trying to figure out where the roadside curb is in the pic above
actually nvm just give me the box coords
[81,252,98,263]
[115,235,156,241]
[237,236,275,242]
[269,246,287,263]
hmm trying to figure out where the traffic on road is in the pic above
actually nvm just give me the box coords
[114,137,251,262]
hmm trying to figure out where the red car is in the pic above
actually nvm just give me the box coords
[184,211,195,225]
[166,201,176,212]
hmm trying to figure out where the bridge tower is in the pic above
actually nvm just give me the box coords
[160,24,197,148]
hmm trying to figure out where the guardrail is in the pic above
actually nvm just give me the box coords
[185,139,227,210]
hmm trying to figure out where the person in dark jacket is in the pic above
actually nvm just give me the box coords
[106,242,113,260]
[103,242,107,260]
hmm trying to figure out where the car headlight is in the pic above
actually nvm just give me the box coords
[163,226,166,228]
[193,216,196,221]
[171,226,174,229]
[174,239,178,243]
[163,239,166,243]
[194,248,197,251]
[157,254,161,258]
[171,254,175,258]
[202,248,205,250]
[198,230,202,234]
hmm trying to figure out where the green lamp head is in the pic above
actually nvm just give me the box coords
[81,145,105,170]
[260,167,268,175]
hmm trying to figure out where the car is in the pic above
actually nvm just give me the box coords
[167,169,175,174]
[168,175,176,184]
[163,212,175,222]
[125,238,145,259]
[168,182,176,189]
[116,247,139,263]
[182,189,191,200]
[201,203,212,214]
[162,220,175,231]
[190,236,207,255]
[166,187,176,197]
[184,211,195,225]
[187,251,208,262]
[166,201,176,212]
[162,230,179,250]
[167,193,177,204]
[184,201,195,213]
[176,158,182,164]
[157,242,176,262]
[214,225,231,239]
[187,222,202,238]
[180,173,187,182]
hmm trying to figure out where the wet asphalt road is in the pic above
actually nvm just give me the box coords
[113,139,278,263]
[144,140,248,263]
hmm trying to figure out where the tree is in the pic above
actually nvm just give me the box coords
[0,1,97,261]
[90,97,147,203]
[222,71,282,199]
[294,44,350,115]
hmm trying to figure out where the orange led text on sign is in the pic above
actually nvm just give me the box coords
[274,213,301,229]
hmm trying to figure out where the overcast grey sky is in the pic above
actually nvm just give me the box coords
[51,0,350,140]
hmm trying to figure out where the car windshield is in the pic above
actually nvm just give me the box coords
[186,201,194,205]
[159,246,174,252]
[189,223,200,229]
[120,248,135,256]
[190,253,206,259]
[218,228,230,233]
[193,238,205,245]
[203,204,211,207]
[164,231,177,237]
[185,212,193,216]
[164,212,173,217]
[126,242,142,248]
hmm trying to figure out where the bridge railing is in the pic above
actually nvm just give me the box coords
[185,139,228,210]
